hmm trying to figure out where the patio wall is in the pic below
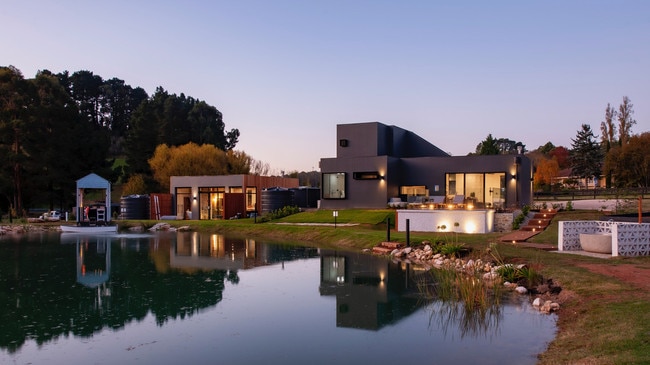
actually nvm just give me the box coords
[396,209,495,234]
[558,221,650,257]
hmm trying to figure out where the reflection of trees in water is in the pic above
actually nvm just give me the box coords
[0,234,319,353]
[0,238,226,353]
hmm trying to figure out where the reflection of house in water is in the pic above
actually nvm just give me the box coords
[171,232,319,271]
[61,233,113,309]
[319,249,424,330]
[60,233,112,288]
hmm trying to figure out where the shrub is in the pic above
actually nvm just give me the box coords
[512,212,526,230]
[440,242,466,258]
[257,205,301,222]
[495,264,543,288]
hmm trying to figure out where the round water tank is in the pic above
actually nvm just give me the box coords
[291,187,320,208]
[120,195,150,220]
[261,188,294,213]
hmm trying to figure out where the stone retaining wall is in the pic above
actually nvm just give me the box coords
[494,212,514,232]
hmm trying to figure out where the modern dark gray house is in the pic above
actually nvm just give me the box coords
[319,122,533,210]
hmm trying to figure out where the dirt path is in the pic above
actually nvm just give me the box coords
[574,262,650,291]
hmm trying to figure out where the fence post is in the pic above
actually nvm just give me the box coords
[386,217,390,242]
[406,219,410,247]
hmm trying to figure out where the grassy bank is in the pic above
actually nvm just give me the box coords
[111,209,650,363]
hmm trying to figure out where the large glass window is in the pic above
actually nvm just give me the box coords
[323,173,346,199]
[485,173,506,209]
[445,172,506,208]
[400,186,428,202]
[446,174,464,196]
[465,174,485,206]
[199,187,225,219]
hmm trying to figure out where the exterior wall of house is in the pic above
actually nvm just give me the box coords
[319,155,396,209]
[169,175,299,220]
[401,155,533,209]
[336,122,449,159]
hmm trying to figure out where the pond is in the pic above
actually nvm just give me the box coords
[0,231,556,364]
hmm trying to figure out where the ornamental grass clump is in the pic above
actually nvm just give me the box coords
[417,263,504,339]
[488,243,544,288]
[420,262,502,313]
[440,242,466,258]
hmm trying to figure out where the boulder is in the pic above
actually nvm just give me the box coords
[515,286,528,294]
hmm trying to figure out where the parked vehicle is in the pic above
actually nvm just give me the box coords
[39,211,62,221]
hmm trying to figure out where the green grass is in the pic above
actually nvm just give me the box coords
[528,210,603,245]
[277,209,395,225]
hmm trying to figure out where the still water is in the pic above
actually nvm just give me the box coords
[0,231,556,364]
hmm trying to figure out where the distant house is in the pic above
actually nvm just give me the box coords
[319,122,533,210]
[170,175,299,220]
[552,168,606,189]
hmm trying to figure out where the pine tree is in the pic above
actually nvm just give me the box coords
[476,134,500,155]
[570,124,603,188]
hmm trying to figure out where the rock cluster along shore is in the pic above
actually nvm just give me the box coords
[0,224,58,235]
[369,241,561,314]
[0,223,193,235]
[128,222,191,232]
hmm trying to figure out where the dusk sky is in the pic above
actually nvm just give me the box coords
[3,1,648,173]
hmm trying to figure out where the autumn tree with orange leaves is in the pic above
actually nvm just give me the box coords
[148,143,252,191]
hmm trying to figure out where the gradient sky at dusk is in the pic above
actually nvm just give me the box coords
[3,0,648,172]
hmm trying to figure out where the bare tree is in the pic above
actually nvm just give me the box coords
[600,103,617,147]
[617,96,636,146]
[600,103,617,188]
[250,158,271,176]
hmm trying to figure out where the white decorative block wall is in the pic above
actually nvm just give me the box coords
[612,223,650,257]
[559,221,650,257]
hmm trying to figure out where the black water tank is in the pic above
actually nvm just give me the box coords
[261,188,294,213]
[120,195,150,219]
[291,187,320,208]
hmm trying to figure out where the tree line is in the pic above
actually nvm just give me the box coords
[0,66,241,216]
[2,64,644,217]
[535,97,643,191]
[473,96,646,191]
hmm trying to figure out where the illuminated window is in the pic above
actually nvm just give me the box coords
[246,187,257,211]
[465,173,484,204]
[353,171,381,180]
[445,173,506,208]
[446,174,464,196]
[175,187,192,219]
[323,173,346,199]
[199,187,225,220]
[400,185,428,197]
